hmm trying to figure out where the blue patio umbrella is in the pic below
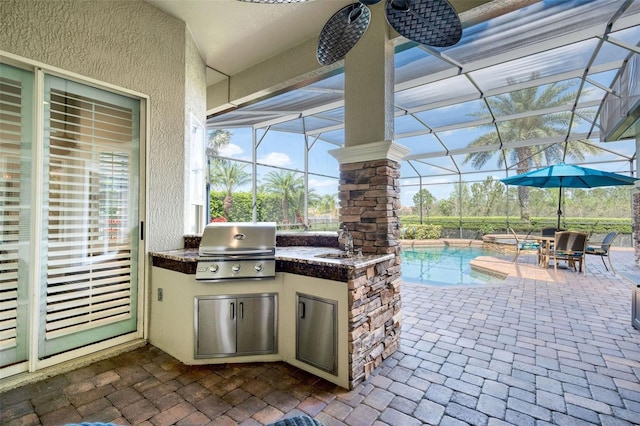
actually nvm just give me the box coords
[501,163,638,229]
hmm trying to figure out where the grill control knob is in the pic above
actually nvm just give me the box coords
[254,263,263,272]
[232,264,241,273]
[209,264,219,273]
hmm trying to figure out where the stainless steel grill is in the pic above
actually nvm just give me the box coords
[195,222,276,281]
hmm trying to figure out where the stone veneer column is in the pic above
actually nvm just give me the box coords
[342,158,403,386]
[340,158,402,256]
[331,141,409,386]
[330,141,409,256]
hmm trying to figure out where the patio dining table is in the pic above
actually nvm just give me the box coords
[531,235,555,268]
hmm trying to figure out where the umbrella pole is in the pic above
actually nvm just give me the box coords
[557,186,562,229]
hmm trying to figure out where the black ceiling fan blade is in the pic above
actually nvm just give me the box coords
[317,3,371,66]
[385,0,462,47]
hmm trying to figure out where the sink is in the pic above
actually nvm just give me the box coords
[315,252,352,259]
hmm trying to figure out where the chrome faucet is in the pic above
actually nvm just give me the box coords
[339,224,353,256]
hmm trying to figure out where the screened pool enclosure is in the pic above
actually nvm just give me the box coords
[205,0,640,237]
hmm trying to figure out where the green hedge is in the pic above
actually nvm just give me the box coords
[400,216,632,235]
[209,191,289,223]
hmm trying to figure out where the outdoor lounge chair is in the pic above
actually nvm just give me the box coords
[509,227,540,263]
[585,231,618,274]
[551,231,588,274]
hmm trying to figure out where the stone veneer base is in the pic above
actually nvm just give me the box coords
[347,256,401,387]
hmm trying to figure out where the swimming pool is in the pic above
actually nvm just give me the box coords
[401,245,505,287]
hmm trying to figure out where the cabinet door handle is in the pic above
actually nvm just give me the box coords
[299,301,305,319]
[230,302,235,320]
[239,302,244,319]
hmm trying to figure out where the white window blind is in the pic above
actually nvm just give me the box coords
[0,76,23,351]
[0,65,32,366]
[42,78,139,347]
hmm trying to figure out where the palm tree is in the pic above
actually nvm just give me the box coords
[413,189,435,221]
[210,160,251,218]
[260,170,304,223]
[316,194,338,220]
[463,75,600,221]
[207,129,231,158]
[291,186,319,226]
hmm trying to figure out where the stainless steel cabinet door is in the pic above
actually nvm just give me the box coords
[296,293,337,375]
[196,297,236,356]
[237,295,276,354]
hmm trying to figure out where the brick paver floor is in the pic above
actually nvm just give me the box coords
[2,249,640,425]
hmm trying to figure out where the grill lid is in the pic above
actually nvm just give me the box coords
[199,222,277,256]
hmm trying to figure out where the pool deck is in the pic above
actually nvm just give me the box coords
[2,245,639,426]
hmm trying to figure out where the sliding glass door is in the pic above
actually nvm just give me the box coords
[39,75,141,358]
[0,62,142,368]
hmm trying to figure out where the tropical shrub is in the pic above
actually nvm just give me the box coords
[401,224,442,240]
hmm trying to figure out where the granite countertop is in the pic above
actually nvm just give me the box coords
[152,232,395,281]
[276,246,394,269]
[150,246,393,270]
[276,231,338,237]
[151,248,200,262]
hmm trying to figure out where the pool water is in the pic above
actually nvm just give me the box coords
[401,246,505,287]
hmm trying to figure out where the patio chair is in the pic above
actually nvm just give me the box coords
[551,231,588,274]
[509,227,540,263]
[539,227,558,257]
[541,227,557,237]
[585,231,618,274]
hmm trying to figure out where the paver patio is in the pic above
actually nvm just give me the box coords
[2,249,639,425]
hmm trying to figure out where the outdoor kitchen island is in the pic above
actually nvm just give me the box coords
[149,234,400,390]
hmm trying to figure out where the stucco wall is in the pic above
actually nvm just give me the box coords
[0,0,204,251]
[183,28,207,234]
